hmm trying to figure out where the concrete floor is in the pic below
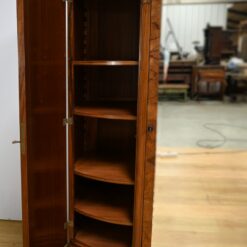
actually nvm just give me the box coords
[157,101,247,149]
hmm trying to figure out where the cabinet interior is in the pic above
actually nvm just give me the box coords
[70,0,141,245]
[73,0,140,61]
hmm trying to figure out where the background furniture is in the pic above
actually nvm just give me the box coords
[227,65,247,101]
[159,60,195,99]
[193,66,226,100]
[159,84,189,101]
[204,25,237,65]
[17,0,161,246]
[167,60,195,86]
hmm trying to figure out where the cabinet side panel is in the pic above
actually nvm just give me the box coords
[133,1,151,246]
[17,0,67,246]
[17,0,29,246]
[142,0,161,246]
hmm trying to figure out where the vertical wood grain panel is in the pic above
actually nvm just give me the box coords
[17,0,67,246]
[142,0,161,246]
[17,0,29,245]
[133,1,151,246]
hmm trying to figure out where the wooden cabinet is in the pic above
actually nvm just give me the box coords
[17,0,161,246]
[204,25,237,65]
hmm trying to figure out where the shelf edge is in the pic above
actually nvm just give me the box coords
[74,206,133,227]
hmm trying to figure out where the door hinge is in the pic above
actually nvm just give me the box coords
[63,117,73,126]
[64,221,74,230]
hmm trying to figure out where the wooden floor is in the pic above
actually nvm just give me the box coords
[1,147,247,247]
[152,147,247,247]
[0,220,22,247]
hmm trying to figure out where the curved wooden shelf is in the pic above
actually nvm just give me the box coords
[73,219,132,247]
[74,153,134,185]
[74,189,133,226]
[72,60,138,66]
[73,102,136,121]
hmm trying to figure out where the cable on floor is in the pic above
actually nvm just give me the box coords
[157,123,247,157]
[196,123,247,149]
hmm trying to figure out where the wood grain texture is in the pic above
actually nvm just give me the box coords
[74,153,135,185]
[16,0,29,246]
[74,199,132,226]
[132,1,152,246]
[74,185,133,226]
[72,0,140,61]
[73,65,138,103]
[72,217,132,247]
[142,0,161,246]
[17,0,67,246]
[152,147,247,247]
[74,229,130,247]
[73,103,136,121]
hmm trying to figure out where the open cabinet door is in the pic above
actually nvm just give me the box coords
[17,0,67,246]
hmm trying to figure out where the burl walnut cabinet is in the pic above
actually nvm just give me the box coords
[17,0,161,246]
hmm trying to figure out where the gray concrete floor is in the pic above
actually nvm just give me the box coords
[157,101,247,149]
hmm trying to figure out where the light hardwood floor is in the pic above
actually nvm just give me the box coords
[152,147,247,247]
[0,220,22,247]
[1,147,247,247]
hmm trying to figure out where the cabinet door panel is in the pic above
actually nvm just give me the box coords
[17,0,67,246]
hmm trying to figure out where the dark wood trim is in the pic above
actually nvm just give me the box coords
[142,0,161,246]
[16,0,29,246]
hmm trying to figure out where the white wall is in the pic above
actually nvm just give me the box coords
[161,3,228,54]
[0,0,22,220]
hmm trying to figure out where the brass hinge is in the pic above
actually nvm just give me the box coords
[64,221,74,230]
[63,117,73,126]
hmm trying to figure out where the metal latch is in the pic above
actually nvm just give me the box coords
[12,123,26,155]
[63,117,73,126]
[12,140,21,144]
[64,221,74,230]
